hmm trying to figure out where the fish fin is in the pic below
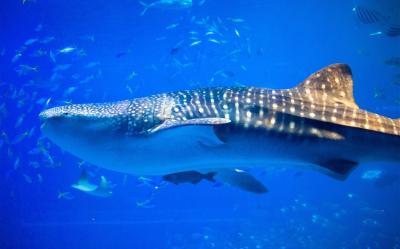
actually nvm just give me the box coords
[214,169,268,194]
[78,169,90,185]
[316,159,358,180]
[293,64,359,109]
[139,1,149,16]
[204,172,216,182]
[71,170,97,192]
[99,176,109,189]
[147,117,231,134]
[197,127,226,148]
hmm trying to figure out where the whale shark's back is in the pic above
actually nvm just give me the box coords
[160,64,400,138]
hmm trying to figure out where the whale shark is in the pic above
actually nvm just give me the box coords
[39,64,400,193]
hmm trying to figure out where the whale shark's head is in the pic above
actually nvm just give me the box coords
[39,101,131,152]
[39,96,171,163]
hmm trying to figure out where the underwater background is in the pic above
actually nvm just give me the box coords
[1,0,400,248]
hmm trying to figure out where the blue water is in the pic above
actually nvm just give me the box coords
[1,0,400,248]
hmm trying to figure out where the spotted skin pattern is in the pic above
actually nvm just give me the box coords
[41,64,400,140]
[39,63,400,183]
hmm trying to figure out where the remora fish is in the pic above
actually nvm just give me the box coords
[163,171,216,184]
[39,64,400,193]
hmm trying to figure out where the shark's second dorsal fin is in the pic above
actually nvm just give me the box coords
[293,64,359,109]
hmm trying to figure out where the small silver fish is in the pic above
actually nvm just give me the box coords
[208,38,220,44]
[139,0,192,16]
[11,52,22,63]
[227,18,245,23]
[166,23,179,30]
[24,38,39,46]
[53,64,71,72]
[35,24,43,32]
[49,50,56,63]
[58,47,77,54]
[234,27,240,37]
[14,157,20,170]
[40,36,55,44]
[189,40,202,46]
[85,62,100,68]
[127,71,138,81]
[23,174,33,184]
[37,174,43,183]
[57,191,74,200]
[136,198,156,208]
[11,131,29,144]
[15,64,39,76]
[15,114,25,128]
[369,31,383,36]
[79,75,94,84]
[63,87,77,97]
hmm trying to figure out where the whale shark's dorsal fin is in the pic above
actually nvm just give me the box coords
[293,64,359,109]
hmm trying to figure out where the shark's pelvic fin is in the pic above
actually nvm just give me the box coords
[316,158,359,180]
[213,169,268,194]
[148,117,231,134]
[293,64,359,109]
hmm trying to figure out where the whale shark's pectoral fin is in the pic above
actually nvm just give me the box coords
[147,117,231,134]
[213,169,268,194]
[316,159,358,180]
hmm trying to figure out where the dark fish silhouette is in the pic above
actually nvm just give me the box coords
[163,171,216,184]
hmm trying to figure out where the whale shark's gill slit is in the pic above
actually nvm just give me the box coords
[355,7,382,24]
